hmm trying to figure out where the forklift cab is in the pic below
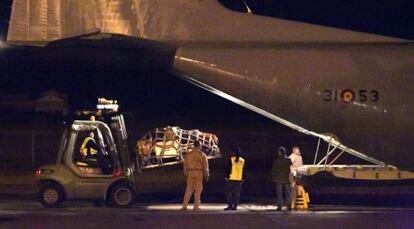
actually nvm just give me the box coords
[36,109,137,208]
[68,119,126,176]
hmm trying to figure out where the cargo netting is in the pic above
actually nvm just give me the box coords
[136,126,220,167]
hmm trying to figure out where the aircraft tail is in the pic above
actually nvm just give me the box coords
[7,0,406,46]
[7,0,96,45]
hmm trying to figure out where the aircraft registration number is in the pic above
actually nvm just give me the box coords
[323,89,379,103]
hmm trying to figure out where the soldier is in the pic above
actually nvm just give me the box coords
[182,141,209,210]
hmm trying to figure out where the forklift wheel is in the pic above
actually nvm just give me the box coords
[39,184,64,208]
[110,184,136,208]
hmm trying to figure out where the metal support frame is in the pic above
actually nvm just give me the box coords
[312,135,386,167]
[295,133,414,180]
[313,138,321,165]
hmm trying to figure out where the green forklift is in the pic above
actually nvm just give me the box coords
[35,99,137,208]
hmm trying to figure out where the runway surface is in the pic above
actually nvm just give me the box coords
[0,199,413,229]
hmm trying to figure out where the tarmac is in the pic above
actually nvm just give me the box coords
[1,170,414,228]
[0,198,413,229]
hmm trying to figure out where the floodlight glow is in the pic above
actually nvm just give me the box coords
[97,104,119,110]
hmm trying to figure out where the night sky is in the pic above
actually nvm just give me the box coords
[0,0,12,41]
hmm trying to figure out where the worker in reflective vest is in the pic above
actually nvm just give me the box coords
[224,148,245,211]
[80,132,98,162]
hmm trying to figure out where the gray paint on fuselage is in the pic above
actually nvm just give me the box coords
[173,42,414,169]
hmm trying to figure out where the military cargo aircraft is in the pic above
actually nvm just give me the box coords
[2,0,414,173]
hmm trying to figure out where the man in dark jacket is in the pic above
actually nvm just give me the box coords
[272,147,292,211]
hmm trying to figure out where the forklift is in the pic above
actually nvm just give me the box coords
[35,99,137,208]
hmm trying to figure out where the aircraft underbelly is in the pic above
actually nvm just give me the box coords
[172,44,414,170]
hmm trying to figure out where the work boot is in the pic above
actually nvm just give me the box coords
[181,206,188,210]
[224,205,233,211]
[231,204,237,211]
[193,206,201,211]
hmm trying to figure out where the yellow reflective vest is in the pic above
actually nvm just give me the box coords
[229,156,245,181]
[80,137,97,157]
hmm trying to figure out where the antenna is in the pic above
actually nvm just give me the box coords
[243,0,253,14]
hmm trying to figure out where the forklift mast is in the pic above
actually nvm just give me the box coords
[109,114,134,172]
[96,98,135,173]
